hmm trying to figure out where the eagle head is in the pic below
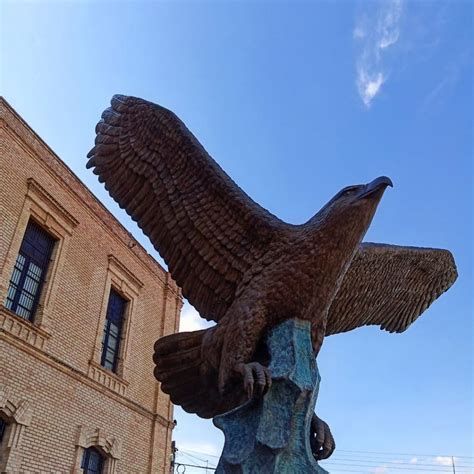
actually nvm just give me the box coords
[314,176,393,246]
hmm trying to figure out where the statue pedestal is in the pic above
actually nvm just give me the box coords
[213,319,328,474]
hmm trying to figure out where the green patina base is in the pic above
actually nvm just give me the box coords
[213,319,328,474]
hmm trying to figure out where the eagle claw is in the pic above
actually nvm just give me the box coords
[310,414,335,461]
[235,362,272,399]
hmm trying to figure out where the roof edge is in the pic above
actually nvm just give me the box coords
[0,96,181,298]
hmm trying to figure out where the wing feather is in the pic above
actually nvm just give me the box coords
[88,95,286,321]
[326,243,457,335]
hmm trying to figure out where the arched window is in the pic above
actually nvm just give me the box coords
[81,447,104,474]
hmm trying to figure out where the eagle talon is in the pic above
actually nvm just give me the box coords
[235,362,272,399]
[310,414,335,461]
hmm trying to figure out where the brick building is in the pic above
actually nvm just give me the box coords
[0,98,182,473]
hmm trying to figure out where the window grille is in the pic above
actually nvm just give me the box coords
[81,447,104,474]
[101,289,127,372]
[5,220,55,321]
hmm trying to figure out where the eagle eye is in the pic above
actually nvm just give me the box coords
[342,186,358,196]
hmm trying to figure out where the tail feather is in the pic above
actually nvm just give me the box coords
[154,327,247,418]
[172,389,207,406]
[161,370,202,393]
[157,346,202,369]
[158,360,202,380]
[154,328,221,418]
[154,329,206,355]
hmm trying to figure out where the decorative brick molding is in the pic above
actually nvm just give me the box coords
[87,361,128,397]
[107,255,143,293]
[0,306,51,351]
[26,178,79,231]
[74,425,122,473]
[0,384,32,472]
[0,177,78,334]
[0,385,32,426]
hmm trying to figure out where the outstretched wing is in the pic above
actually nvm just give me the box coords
[87,95,286,321]
[326,243,457,335]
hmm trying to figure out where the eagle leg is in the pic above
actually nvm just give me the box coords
[310,413,335,460]
[217,299,269,396]
[235,361,272,399]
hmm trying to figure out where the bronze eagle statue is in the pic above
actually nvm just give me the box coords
[88,95,457,461]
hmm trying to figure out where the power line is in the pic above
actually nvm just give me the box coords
[179,450,212,464]
[181,446,473,462]
[324,457,473,469]
[336,449,474,460]
[318,469,415,474]
[174,450,217,473]
[320,461,472,472]
[174,462,217,472]
[180,449,220,459]
[172,443,474,474]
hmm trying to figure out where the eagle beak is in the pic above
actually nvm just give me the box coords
[358,176,393,200]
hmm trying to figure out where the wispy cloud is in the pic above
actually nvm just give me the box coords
[179,302,214,332]
[421,48,470,111]
[435,456,455,467]
[353,25,366,40]
[354,0,403,107]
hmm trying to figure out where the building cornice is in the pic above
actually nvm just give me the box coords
[0,97,182,300]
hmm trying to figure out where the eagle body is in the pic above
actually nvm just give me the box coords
[88,95,457,458]
[201,180,391,392]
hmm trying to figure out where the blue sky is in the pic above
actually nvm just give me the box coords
[1,1,472,472]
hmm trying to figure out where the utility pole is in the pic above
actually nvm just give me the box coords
[452,456,456,474]
[170,441,177,474]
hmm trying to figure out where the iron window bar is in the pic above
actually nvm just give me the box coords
[101,289,128,373]
[5,220,56,322]
[81,447,104,474]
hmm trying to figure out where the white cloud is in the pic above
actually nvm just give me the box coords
[354,0,403,107]
[179,302,213,332]
[436,456,454,466]
[357,70,385,107]
[410,457,418,464]
[377,0,403,49]
[373,466,388,474]
[379,30,400,49]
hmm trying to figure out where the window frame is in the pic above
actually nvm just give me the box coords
[75,425,121,474]
[0,418,7,444]
[81,446,105,474]
[5,219,57,322]
[0,385,32,472]
[100,288,128,373]
[0,178,78,339]
[88,255,142,392]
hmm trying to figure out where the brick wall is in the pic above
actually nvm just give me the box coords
[0,98,182,473]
